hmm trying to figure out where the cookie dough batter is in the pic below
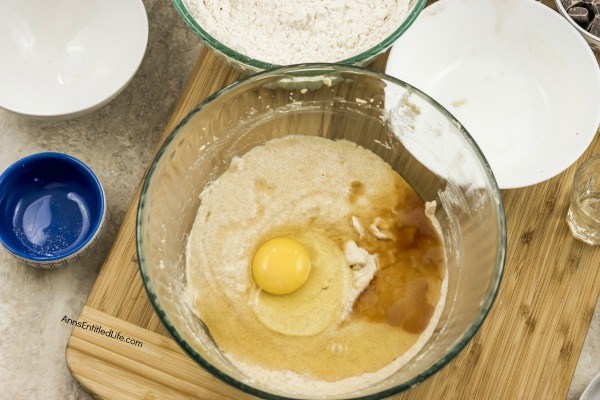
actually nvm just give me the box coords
[185,135,445,396]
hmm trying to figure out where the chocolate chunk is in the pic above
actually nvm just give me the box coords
[589,16,600,36]
[584,0,600,15]
[569,6,592,27]
[562,0,584,9]
[581,0,598,15]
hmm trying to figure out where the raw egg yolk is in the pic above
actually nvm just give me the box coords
[251,237,311,295]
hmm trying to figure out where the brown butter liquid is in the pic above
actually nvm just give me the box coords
[198,174,445,382]
[339,179,443,335]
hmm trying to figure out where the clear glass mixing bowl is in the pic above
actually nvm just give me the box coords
[172,0,426,74]
[137,64,506,399]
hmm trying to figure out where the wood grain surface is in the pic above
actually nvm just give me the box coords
[66,4,600,398]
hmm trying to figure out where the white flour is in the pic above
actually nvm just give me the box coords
[184,0,410,64]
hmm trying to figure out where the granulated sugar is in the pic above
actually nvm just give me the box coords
[184,0,410,64]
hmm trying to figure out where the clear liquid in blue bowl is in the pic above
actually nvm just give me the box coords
[12,181,92,257]
[0,153,104,263]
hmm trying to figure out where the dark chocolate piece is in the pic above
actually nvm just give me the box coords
[569,6,592,27]
[562,0,584,9]
[589,16,600,36]
[584,0,600,15]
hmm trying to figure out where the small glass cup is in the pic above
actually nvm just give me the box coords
[567,156,600,245]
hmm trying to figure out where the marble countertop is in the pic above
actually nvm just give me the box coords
[0,0,597,399]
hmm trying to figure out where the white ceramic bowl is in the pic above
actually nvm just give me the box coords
[0,0,148,119]
[386,0,600,189]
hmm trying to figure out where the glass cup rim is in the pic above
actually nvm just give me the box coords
[171,0,427,70]
[136,63,507,400]
[572,155,600,223]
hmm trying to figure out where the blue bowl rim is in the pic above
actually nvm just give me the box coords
[0,152,106,262]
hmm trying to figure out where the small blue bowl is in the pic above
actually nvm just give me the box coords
[0,153,106,269]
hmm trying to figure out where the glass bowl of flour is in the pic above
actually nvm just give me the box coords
[137,64,505,399]
[173,0,426,74]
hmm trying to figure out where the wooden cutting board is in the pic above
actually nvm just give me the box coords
[66,8,600,400]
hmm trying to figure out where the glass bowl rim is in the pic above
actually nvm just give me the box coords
[136,63,507,400]
[171,0,427,70]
